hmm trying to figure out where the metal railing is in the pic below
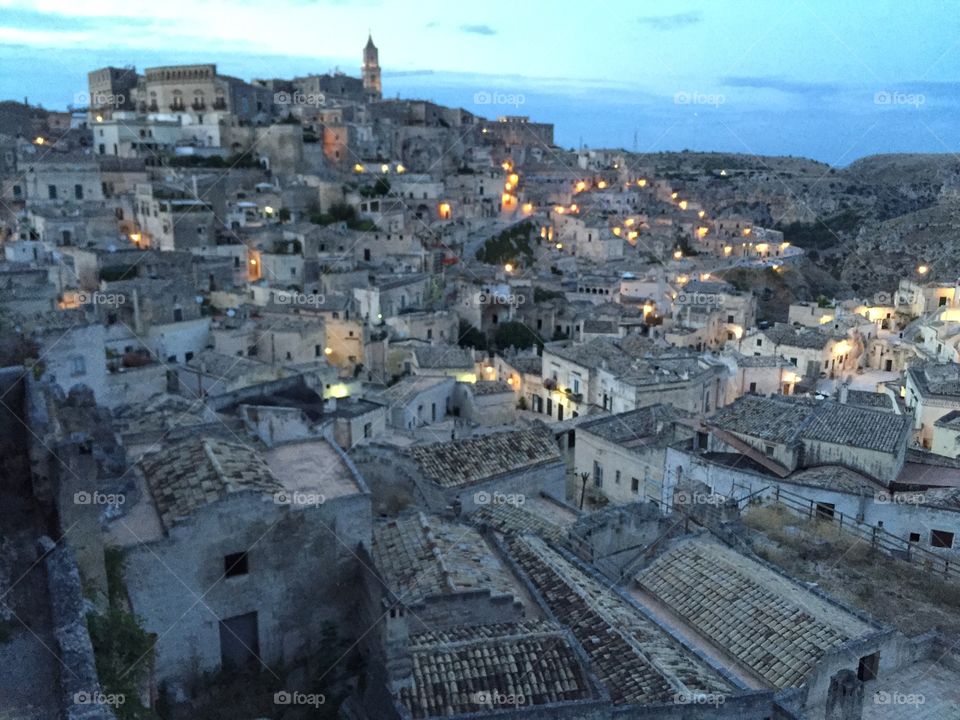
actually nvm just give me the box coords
[764,485,960,583]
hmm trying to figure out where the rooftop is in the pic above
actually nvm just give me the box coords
[762,323,840,350]
[397,620,597,719]
[412,345,475,370]
[508,534,734,705]
[408,426,561,489]
[371,512,527,607]
[577,405,678,445]
[908,362,960,398]
[710,394,910,454]
[636,537,878,689]
[140,436,281,530]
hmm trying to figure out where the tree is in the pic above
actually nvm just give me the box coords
[457,321,487,350]
[493,321,541,351]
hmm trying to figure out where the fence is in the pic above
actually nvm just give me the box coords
[753,485,960,583]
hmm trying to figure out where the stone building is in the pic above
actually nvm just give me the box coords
[108,435,371,694]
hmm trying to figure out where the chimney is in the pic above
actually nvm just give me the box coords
[839,381,850,404]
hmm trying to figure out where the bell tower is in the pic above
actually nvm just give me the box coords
[362,33,382,101]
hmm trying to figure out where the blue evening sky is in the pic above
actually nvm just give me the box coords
[1,0,958,164]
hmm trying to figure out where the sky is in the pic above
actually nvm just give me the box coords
[1,0,959,164]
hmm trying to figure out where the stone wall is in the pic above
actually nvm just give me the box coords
[41,536,118,720]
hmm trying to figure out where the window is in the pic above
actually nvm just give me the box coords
[593,461,603,488]
[631,477,640,493]
[908,532,921,543]
[857,653,880,682]
[614,470,621,485]
[427,329,432,340]
[931,530,954,548]
[173,308,183,322]
[940,296,948,307]
[789,357,798,366]
[74,184,83,200]
[764,443,774,456]
[727,315,734,323]
[756,338,762,347]
[224,552,248,577]
[363,422,372,438]
[315,345,321,357]
[48,185,57,200]
[749,382,757,394]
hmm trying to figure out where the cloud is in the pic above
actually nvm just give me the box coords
[636,12,702,30]
[459,24,496,36]
[722,75,841,98]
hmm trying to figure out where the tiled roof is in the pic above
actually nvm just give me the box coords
[909,362,960,398]
[636,539,875,689]
[408,427,561,489]
[371,512,523,606]
[398,620,596,718]
[508,534,732,705]
[762,323,838,349]
[378,375,452,406]
[844,390,894,411]
[471,503,566,544]
[577,405,677,444]
[413,345,475,370]
[471,380,513,396]
[710,394,909,453]
[504,355,542,375]
[140,437,281,529]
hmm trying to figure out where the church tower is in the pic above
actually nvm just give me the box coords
[362,34,382,101]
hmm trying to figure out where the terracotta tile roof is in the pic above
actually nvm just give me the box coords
[408,427,561,489]
[637,538,875,689]
[371,512,523,606]
[140,437,281,529]
[710,394,909,453]
[508,534,732,705]
[398,620,596,718]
